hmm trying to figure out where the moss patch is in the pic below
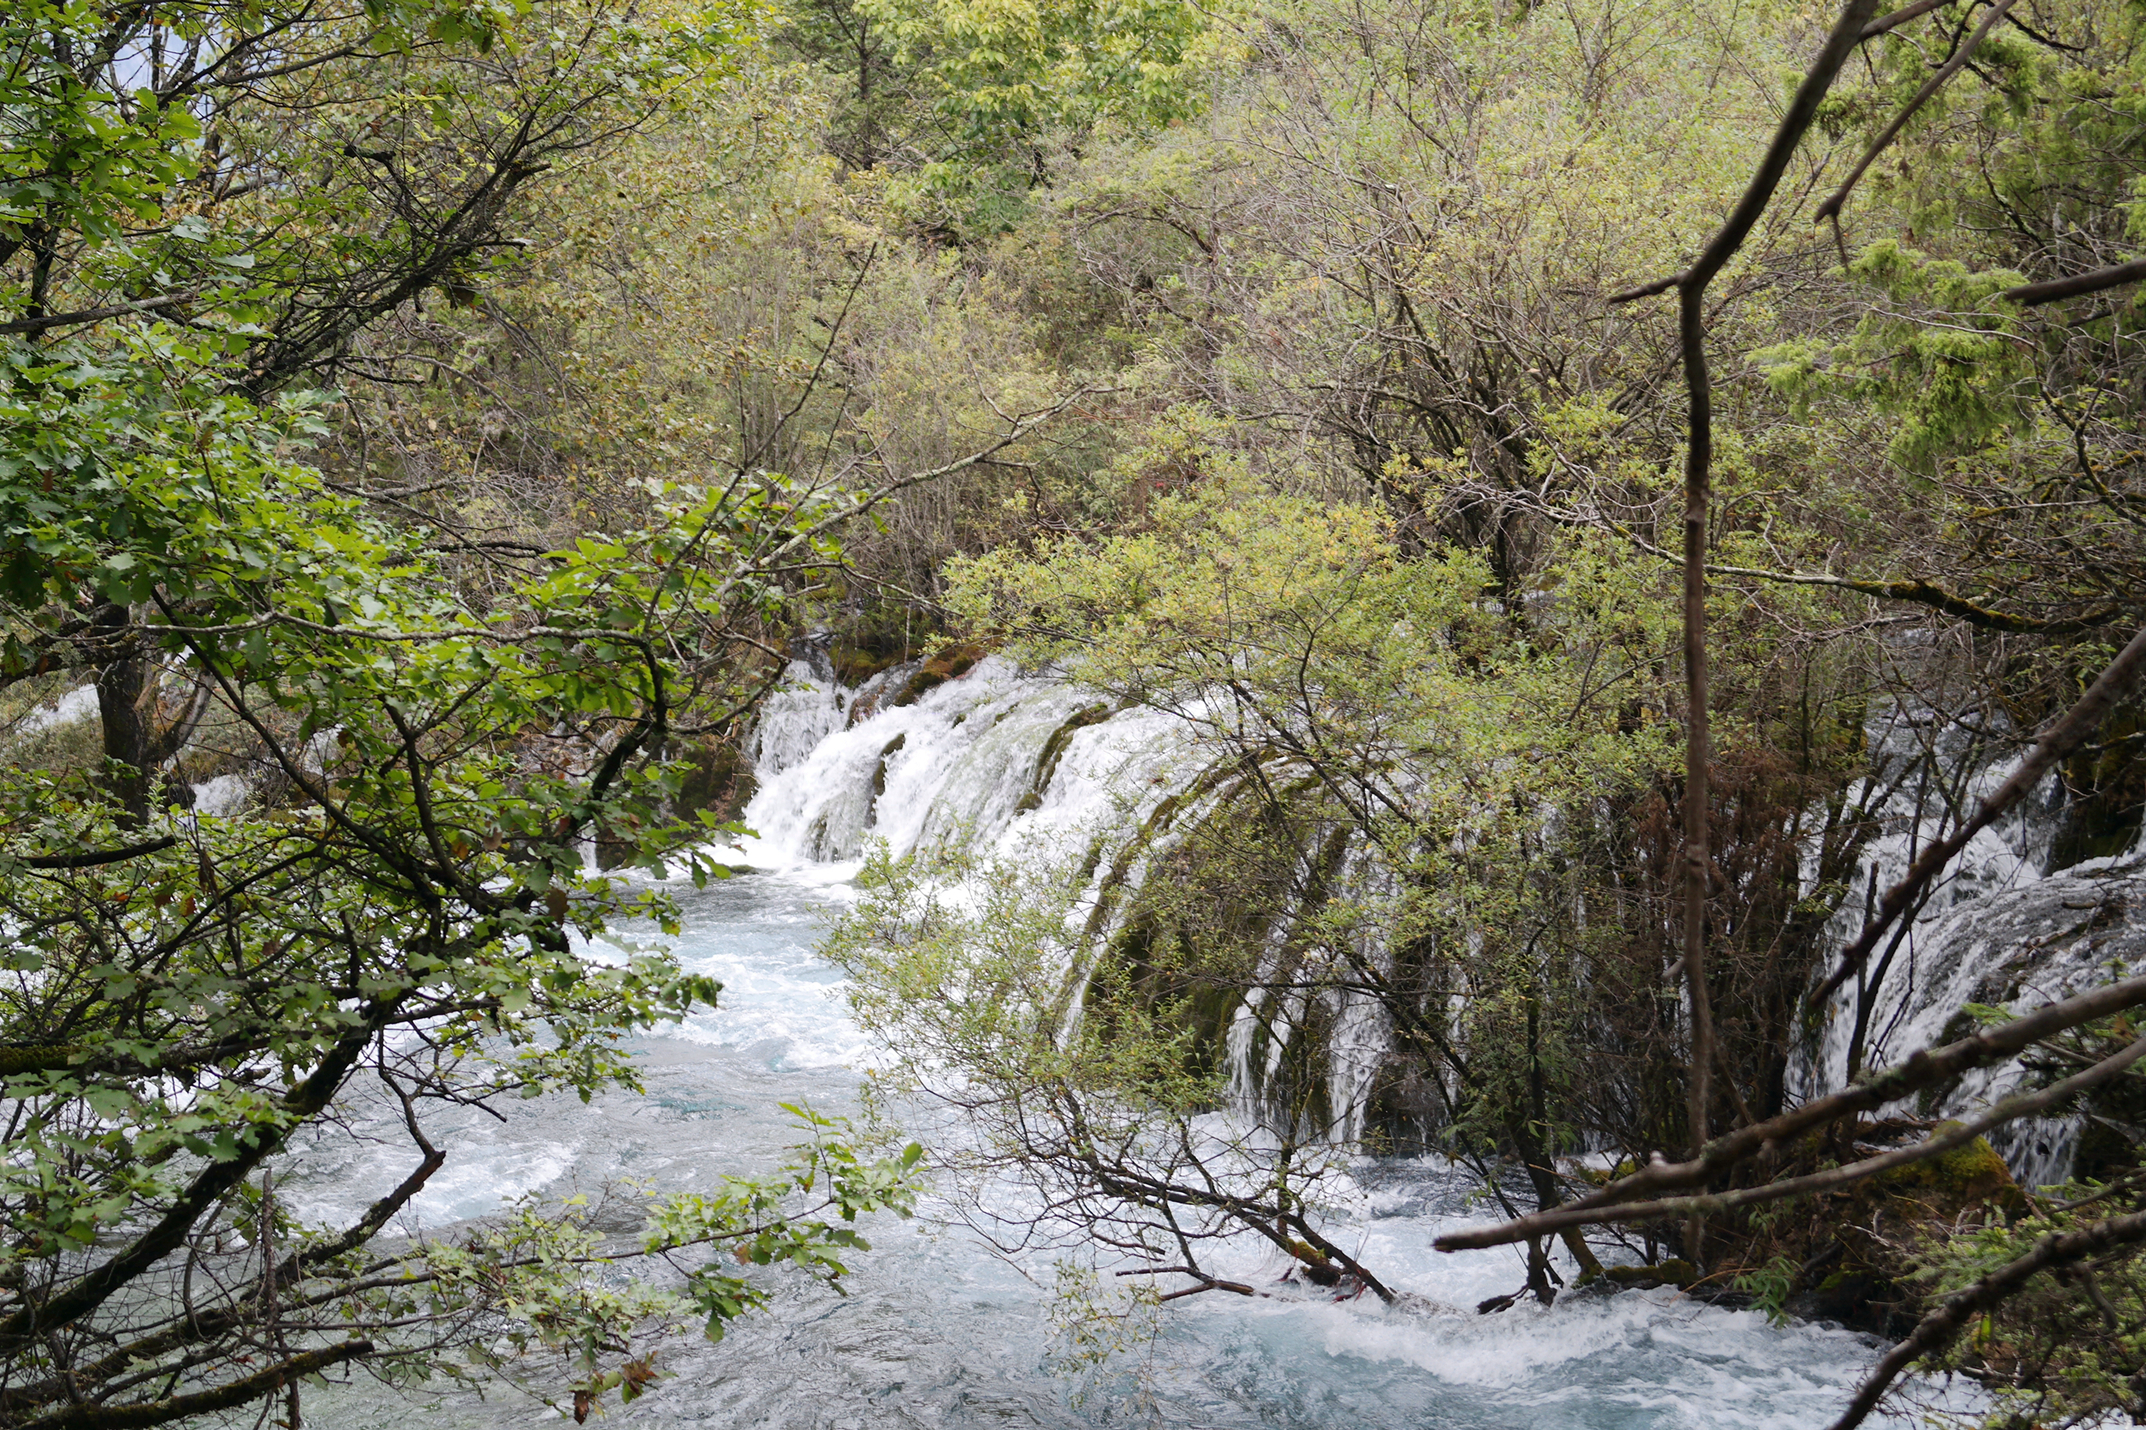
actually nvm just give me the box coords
[1877,1125,2028,1218]
[891,642,991,707]
[1594,1259,1698,1290]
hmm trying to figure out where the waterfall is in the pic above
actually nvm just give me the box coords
[737,655,1193,870]
[736,657,1375,1119]
[741,661,2146,1182]
[736,655,1473,1156]
[1793,696,2146,1186]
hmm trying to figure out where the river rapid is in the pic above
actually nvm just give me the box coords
[292,656,1978,1429]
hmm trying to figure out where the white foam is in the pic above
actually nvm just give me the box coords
[12,683,97,737]
[190,773,250,814]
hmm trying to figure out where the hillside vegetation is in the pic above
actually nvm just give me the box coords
[6,0,2146,1423]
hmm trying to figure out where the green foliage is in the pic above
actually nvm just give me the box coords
[1752,241,2033,476]
[0,0,935,1420]
[1914,1189,2146,1425]
[1733,1254,1799,1327]
[912,459,1685,1242]
[774,0,1220,231]
[827,834,1367,1298]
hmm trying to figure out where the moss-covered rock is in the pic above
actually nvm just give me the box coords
[1877,1124,2029,1218]
[1729,1125,2027,1335]
[1015,703,1112,813]
[890,642,991,707]
[1594,1259,1698,1291]
[832,643,904,687]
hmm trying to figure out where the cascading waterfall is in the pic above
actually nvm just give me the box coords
[743,653,2146,1188]
[1798,696,2146,1188]
[735,651,1408,1144]
[737,652,1193,870]
[286,647,1997,1430]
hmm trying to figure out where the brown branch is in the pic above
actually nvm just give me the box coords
[1717,573,2115,634]
[5,1104,446,1416]
[1439,1030,2146,1241]
[13,837,177,870]
[1611,521,2119,632]
[717,385,1116,597]
[1435,970,2146,1251]
[0,1004,398,1352]
[1810,621,2146,1007]
[2003,257,2146,306]
[1860,0,1955,37]
[14,1341,372,1430]
[0,292,198,337]
[1646,0,1887,1212]
[1156,1277,1258,1302]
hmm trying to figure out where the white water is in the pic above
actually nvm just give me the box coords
[293,658,1969,1427]
[1799,696,2146,1189]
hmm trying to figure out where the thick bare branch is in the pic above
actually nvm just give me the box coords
[1435,970,2146,1251]
[1438,1031,2146,1241]
[13,837,177,870]
[2003,256,2146,306]
[1861,0,1955,38]
[14,1340,373,1430]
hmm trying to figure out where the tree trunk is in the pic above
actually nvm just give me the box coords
[91,603,154,825]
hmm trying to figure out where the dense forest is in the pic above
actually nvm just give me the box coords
[6,0,2146,1423]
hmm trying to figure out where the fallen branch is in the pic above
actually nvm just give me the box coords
[1156,1275,1260,1303]
[1435,971,2146,1252]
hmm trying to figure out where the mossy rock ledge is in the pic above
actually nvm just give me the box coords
[890,642,992,708]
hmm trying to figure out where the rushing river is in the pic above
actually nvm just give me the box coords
[292,655,1989,1427]
[291,862,1952,1430]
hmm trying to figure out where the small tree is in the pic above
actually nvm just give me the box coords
[0,0,962,1419]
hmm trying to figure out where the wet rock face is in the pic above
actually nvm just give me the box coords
[1362,1058,1447,1156]
[2046,707,2146,874]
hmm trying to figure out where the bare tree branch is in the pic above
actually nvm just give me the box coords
[1436,970,2146,1252]
[2003,256,2146,306]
